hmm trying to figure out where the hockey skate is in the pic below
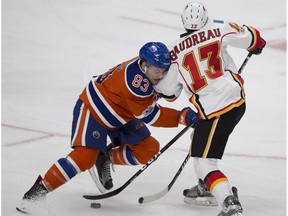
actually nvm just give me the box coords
[217,194,243,216]
[16,175,49,214]
[183,179,218,206]
[96,153,113,190]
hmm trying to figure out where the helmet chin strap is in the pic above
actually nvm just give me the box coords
[138,59,149,74]
[144,66,147,74]
[144,62,152,74]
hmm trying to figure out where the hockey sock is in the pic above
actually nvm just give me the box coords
[110,145,140,165]
[43,147,99,191]
[110,136,159,165]
[43,157,76,191]
[204,170,232,205]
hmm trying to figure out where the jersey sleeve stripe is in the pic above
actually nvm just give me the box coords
[87,81,127,127]
[139,105,161,125]
[246,26,262,51]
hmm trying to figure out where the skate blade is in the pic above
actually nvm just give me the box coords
[184,196,218,206]
[228,213,242,216]
[88,166,107,193]
[232,213,243,216]
[16,206,29,214]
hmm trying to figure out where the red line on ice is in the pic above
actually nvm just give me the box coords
[2,123,69,146]
[3,134,55,146]
[172,148,286,161]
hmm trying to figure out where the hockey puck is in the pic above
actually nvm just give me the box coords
[90,202,101,208]
[138,197,144,204]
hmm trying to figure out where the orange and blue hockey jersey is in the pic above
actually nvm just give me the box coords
[79,57,180,130]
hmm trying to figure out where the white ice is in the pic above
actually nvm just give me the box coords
[2,0,286,215]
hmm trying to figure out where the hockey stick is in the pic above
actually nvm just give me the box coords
[83,123,194,200]
[238,52,252,74]
[138,153,190,204]
[137,53,253,204]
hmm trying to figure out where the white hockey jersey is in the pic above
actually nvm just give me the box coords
[155,19,262,119]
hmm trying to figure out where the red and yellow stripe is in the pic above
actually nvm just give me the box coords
[205,170,228,192]
[207,98,245,119]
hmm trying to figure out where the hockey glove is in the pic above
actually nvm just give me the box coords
[178,107,199,127]
[250,37,266,55]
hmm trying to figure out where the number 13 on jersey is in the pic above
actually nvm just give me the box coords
[182,41,224,92]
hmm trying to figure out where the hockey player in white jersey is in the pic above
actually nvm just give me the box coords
[154,1,266,216]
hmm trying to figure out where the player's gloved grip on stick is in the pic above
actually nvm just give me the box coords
[249,37,266,55]
[178,107,199,127]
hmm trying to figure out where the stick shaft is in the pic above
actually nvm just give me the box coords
[238,52,252,74]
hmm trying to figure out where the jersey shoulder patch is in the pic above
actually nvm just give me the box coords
[125,59,154,97]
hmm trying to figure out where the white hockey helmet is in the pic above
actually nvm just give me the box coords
[181,1,208,31]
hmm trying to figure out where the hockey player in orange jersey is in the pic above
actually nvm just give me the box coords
[17,42,200,213]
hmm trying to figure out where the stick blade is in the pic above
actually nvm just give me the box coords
[138,188,169,204]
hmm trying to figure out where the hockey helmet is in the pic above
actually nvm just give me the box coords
[181,1,208,31]
[139,42,171,70]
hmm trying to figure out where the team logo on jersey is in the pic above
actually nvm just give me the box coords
[142,105,154,117]
[92,131,100,139]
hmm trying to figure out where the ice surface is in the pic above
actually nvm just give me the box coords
[2,0,286,215]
